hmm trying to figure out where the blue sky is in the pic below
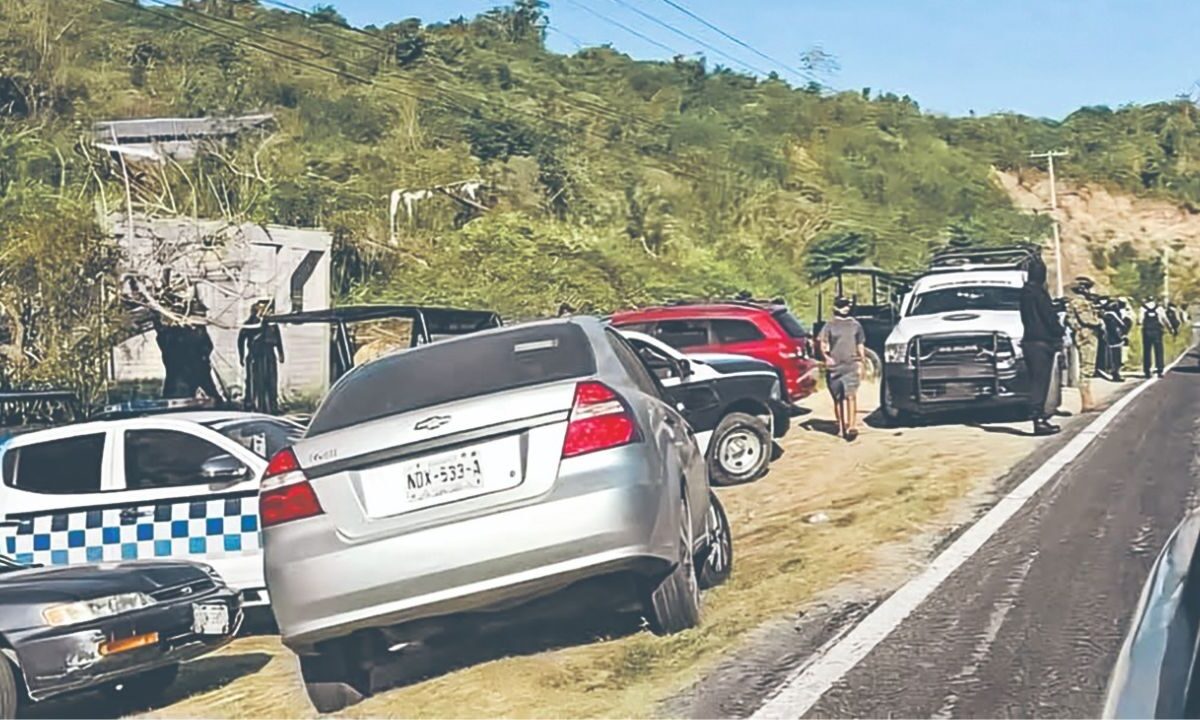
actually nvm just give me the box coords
[324,0,1200,119]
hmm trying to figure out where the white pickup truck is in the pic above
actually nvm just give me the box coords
[879,249,1063,424]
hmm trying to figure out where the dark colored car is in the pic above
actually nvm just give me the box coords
[0,557,241,717]
[621,330,789,485]
[609,300,819,404]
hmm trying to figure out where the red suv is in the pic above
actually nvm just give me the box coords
[610,301,819,403]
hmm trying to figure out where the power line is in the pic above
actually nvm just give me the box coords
[605,0,771,76]
[655,0,804,80]
[559,0,681,56]
[102,0,715,182]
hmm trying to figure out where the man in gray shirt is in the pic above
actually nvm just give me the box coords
[818,297,866,441]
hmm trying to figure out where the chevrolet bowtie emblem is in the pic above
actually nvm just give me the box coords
[414,415,451,431]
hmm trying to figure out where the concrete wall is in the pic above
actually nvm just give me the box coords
[110,217,331,404]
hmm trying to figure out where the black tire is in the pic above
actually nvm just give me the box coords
[0,658,18,720]
[102,663,179,707]
[708,412,771,486]
[861,348,882,382]
[300,646,371,714]
[696,492,733,590]
[877,374,912,428]
[645,491,702,636]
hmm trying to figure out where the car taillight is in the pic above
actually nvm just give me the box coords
[259,447,323,528]
[562,381,640,458]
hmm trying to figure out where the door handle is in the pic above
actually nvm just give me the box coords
[119,509,150,521]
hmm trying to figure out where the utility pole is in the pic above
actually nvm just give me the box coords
[1029,150,1070,297]
[1165,238,1186,304]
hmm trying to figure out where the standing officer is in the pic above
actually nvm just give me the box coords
[1102,300,1127,382]
[1141,298,1166,378]
[1067,277,1102,411]
[1020,258,1065,436]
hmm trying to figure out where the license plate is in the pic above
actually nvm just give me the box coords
[192,603,230,636]
[359,437,522,518]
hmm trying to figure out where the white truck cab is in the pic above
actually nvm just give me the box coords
[0,406,302,605]
[879,246,1061,423]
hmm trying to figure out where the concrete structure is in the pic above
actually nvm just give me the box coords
[94,114,274,162]
[111,216,332,405]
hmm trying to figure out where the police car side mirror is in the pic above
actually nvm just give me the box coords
[676,358,693,381]
[201,454,250,482]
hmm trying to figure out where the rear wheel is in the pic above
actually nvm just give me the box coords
[0,658,19,720]
[708,413,771,486]
[645,492,702,636]
[300,645,372,714]
[696,492,733,589]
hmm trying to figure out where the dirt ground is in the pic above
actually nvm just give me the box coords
[34,377,1135,720]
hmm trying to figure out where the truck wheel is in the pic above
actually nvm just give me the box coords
[696,492,733,590]
[300,645,372,714]
[645,492,702,636]
[708,413,771,486]
[0,659,18,720]
[878,375,912,427]
[861,348,882,382]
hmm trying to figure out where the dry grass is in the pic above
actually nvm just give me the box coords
[131,382,1111,719]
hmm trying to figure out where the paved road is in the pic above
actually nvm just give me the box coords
[793,361,1200,718]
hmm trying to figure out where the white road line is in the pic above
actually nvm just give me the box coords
[752,351,1192,719]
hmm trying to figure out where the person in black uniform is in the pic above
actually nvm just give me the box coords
[1102,300,1126,382]
[1019,258,1065,436]
[1141,298,1166,378]
[238,300,285,414]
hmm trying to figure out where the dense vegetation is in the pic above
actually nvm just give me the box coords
[1,0,1198,392]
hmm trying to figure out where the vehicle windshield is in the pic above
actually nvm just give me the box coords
[907,286,1022,316]
[308,323,597,436]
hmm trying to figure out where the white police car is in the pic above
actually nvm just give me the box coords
[0,400,303,606]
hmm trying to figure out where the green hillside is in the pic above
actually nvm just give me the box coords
[2,0,1198,391]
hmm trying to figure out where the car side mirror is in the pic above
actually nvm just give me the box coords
[201,454,250,483]
[676,358,693,380]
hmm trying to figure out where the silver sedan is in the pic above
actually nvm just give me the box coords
[260,317,734,713]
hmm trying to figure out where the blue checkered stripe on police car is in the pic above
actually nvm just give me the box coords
[5,493,260,567]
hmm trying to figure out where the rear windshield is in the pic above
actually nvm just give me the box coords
[908,286,1021,316]
[773,309,810,338]
[308,323,596,436]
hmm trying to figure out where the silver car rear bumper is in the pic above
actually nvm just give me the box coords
[266,454,678,650]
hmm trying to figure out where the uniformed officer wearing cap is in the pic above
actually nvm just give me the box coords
[1067,276,1102,411]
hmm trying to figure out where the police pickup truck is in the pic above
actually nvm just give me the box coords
[0,399,303,606]
[879,246,1063,424]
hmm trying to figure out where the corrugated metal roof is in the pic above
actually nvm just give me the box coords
[94,114,274,141]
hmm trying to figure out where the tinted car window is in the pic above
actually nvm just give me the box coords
[310,323,598,436]
[211,419,303,458]
[773,309,810,338]
[712,318,765,343]
[908,286,1021,316]
[655,319,710,349]
[2,434,105,494]
[125,430,235,490]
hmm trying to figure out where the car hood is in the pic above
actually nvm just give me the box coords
[690,353,774,371]
[0,560,209,604]
[886,310,1025,345]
